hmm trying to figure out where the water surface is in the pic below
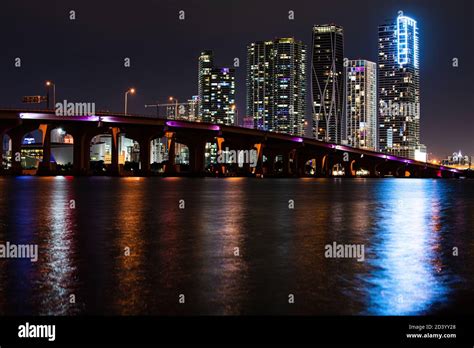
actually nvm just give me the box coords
[0,177,472,315]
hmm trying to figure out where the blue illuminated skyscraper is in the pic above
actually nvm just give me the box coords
[378,11,425,160]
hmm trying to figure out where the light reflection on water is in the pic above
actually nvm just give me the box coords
[39,177,80,315]
[366,180,450,315]
[0,177,472,315]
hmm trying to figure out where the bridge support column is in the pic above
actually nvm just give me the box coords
[215,137,226,176]
[109,127,120,176]
[320,155,333,177]
[9,130,23,175]
[314,157,323,177]
[71,130,88,176]
[253,143,264,176]
[37,124,53,175]
[264,152,276,176]
[289,149,298,176]
[188,139,206,176]
[237,159,251,176]
[281,152,290,177]
[165,132,176,174]
[138,137,151,176]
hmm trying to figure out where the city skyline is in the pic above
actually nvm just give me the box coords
[0,2,473,344]
[0,0,472,159]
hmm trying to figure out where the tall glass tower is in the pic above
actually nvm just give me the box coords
[247,38,306,136]
[198,50,213,120]
[198,51,235,125]
[345,59,377,150]
[378,11,422,159]
[311,24,344,143]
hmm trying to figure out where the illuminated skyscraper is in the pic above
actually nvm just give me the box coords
[187,95,200,122]
[345,59,377,150]
[198,51,235,125]
[247,38,306,136]
[311,24,344,143]
[378,11,423,160]
[198,50,213,119]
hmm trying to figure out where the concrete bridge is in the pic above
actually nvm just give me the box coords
[0,109,461,178]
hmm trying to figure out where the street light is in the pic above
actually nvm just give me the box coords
[169,96,178,119]
[124,88,136,115]
[45,81,56,110]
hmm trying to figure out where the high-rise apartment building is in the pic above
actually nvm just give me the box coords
[378,11,423,159]
[345,59,377,150]
[311,24,344,143]
[198,51,235,125]
[247,38,306,136]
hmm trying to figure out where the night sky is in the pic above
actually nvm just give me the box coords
[0,0,472,159]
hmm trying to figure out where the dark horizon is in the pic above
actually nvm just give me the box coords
[0,0,472,159]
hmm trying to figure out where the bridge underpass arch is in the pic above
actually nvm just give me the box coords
[161,132,192,174]
[348,159,372,177]
[118,133,141,174]
[396,165,412,178]
[321,154,332,177]
[304,158,317,176]
[173,142,190,172]
[49,127,74,174]
[207,136,260,176]
[375,161,390,177]
[150,135,168,174]
[156,131,194,175]
[331,163,345,176]
[20,128,44,172]
[216,144,258,176]
[265,151,295,176]
[89,133,113,174]
[375,161,409,178]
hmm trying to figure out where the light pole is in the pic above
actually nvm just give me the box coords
[169,96,178,119]
[124,88,136,115]
[45,81,56,110]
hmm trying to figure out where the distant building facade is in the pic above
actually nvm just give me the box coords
[442,151,472,169]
